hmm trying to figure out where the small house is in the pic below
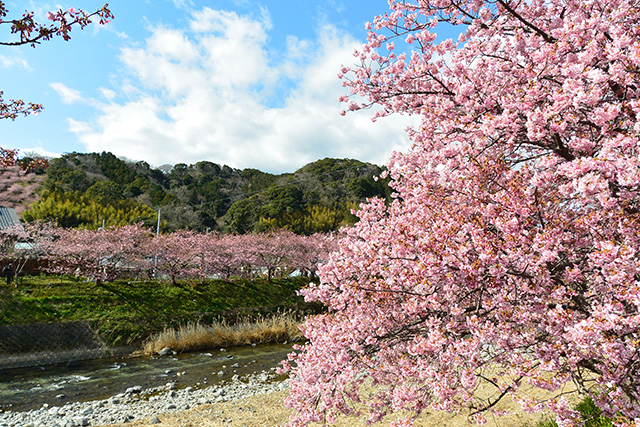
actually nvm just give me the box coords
[0,206,21,230]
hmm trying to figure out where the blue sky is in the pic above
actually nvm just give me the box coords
[1,1,457,173]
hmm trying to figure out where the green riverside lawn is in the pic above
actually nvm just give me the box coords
[0,274,316,347]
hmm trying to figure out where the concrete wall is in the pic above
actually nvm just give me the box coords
[0,321,108,369]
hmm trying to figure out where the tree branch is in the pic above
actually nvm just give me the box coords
[495,0,557,43]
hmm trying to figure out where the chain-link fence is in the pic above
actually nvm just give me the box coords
[0,321,108,369]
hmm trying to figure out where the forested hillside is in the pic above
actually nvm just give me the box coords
[20,152,390,234]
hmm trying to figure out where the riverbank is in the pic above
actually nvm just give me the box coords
[0,342,295,414]
[0,275,315,349]
[1,361,574,427]
[92,379,557,427]
[2,373,553,427]
[0,369,288,427]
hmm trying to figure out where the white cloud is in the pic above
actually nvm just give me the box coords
[99,87,116,101]
[19,146,60,160]
[0,55,32,71]
[68,118,94,134]
[168,0,193,9]
[66,7,415,173]
[50,82,84,104]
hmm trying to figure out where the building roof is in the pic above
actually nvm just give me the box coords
[0,207,21,230]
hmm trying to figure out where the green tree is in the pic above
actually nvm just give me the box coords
[224,197,262,234]
[85,181,124,205]
[300,203,357,234]
[93,152,137,185]
[40,158,92,193]
[23,192,155,229]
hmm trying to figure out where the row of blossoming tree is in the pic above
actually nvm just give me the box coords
[4,223,336,284]
[284,0,640,426]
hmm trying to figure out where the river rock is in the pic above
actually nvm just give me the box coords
[125,386,142,394]
[157,347,173,356]
[72,417,89,426]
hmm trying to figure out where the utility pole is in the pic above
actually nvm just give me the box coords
[156,208,161,237]
[154,208,161,279]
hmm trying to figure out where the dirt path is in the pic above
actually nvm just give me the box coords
[95,382,569,427]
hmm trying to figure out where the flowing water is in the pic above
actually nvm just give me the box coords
[0,343,294,412]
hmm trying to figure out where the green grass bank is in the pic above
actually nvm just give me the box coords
[0,275,318,347]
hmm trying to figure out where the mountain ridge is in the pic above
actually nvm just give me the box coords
[15,152,391,234]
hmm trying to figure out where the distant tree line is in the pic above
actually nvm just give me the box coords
[21,152,391,234]
[0,222,337,284]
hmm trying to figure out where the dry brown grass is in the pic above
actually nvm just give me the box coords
[143,311,304,355]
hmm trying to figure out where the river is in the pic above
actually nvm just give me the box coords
[0,343,294,413]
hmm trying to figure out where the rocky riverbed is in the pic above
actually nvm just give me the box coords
[0,369,288,427]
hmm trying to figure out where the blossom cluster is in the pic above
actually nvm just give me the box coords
[0,3,113,47]
[0,147,18,168]
[0,147,49,174]
[286,0,640,426]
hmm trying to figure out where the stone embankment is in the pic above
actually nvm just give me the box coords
[0,369,288,427]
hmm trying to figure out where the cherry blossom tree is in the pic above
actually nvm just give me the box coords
[0,221,61,280]
[195,231,312,280]
[0,223,29,282]
[0,147,18,167]
[0,3,113,119]
[45,224,151,283]
[285,1,640,426]
[240,230,336,280]
[193,232,250,280]
[147,229,200,284]
[250,230,302,280]
[296,233,339,279]
[0,147,49,175]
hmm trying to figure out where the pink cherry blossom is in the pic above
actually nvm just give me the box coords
[285,0,640,426]
[41,226,334,284]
